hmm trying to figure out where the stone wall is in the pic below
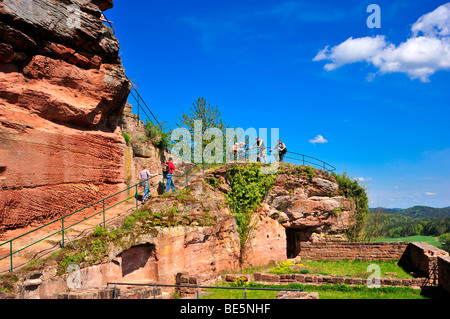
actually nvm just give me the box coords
[438,256,450,294]
[224,273,426,288]
[399,242,449,276]
[299,242,409,261]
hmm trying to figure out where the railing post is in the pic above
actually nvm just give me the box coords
[302,155,305,166]
[245,288,247,299]
[61,217,65,249]
[137,101,140,126]
[102,199,106,229]
[9,241,13,272]
[135,184,138,210]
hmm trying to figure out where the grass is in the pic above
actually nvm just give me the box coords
[201,282,426,299]
[377,235,443,248]
[268,259,413,279]
[0,274,19,295]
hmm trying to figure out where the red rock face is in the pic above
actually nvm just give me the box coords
[0,0,130,235]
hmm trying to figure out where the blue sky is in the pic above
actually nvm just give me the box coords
[106,0,450,209]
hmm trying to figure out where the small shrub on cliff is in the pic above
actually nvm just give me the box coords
[144,119,173,150]
[122,132,131,145]
[205,176,222,189]
[332,171,369,242]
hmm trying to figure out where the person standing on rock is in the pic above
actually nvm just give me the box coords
[271,139,287,162]
[139,167,152,202]
[163,157,181,193]
[250,137,267,164]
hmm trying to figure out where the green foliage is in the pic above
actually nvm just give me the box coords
[269,261,310,274]
[301,165,315,179]
[144,119,173,150]
[439,232,450,243]
[366,211,450,247]
[332,171,369,242]
[202,282,425,299]
[205,176,222,189]
[230,277,250,287]
[225,163,278,264]
[0,274,19,295]
[226,163,277,215]
[93,225,109,237]
[370,206,450,219]
[122,132,131,145]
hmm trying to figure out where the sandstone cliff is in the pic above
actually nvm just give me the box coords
[0,0,131,234]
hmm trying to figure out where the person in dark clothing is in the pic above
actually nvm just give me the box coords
[271,139,287,162]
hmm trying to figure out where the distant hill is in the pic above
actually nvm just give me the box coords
[369,206,450,218]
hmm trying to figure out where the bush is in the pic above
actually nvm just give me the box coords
[122,132,131,145]
[230,277,250,287]
[144,119,173,150]
[333,171,369,242]
[225,163,278,265]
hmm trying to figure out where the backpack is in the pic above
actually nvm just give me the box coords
[280,143,287,154]
[162,162,169,174]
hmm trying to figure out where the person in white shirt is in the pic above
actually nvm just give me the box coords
[139,168,153,201]
[250,137,267,164]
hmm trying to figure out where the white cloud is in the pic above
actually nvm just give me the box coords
[425,192,438,196]
[313,3,450,82]
[313,35,388,71]
[412,3,450,37]
[357,177,372,182]
[309,135,328,144]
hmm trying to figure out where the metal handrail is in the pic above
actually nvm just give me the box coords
[277,151,336,172]
[0,163,205,273]
[106,282,304,299]
[128,86,162,129]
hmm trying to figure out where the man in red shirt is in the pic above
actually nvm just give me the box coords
[164,157,181,193]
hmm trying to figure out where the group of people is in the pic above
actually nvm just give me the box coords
[139,157,181,202]
[139,139,287,202]
[230,137,287,164]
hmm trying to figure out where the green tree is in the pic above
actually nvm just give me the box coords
[175,97,233,163]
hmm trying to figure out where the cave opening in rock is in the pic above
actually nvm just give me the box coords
[118,243,157,277]
[286,228,305,258]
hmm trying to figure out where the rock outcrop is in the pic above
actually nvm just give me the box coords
[0,0,131,234]
[205,163,356,259]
